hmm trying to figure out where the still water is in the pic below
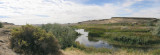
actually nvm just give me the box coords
[75,29,113,49]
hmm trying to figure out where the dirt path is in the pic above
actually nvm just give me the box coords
[0,28,17,55]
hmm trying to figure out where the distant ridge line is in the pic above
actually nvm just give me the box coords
[77,17,158,24]
[111,17,157,19]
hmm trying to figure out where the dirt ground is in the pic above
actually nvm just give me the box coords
[0,28,17,55]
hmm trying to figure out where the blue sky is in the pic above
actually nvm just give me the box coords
[72,0,159,12]
[0,16,9,18]
[0,0,159,25]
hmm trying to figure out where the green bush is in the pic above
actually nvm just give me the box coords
[41,23,78,49]
[0,22,3,28]
[10,24,61,55]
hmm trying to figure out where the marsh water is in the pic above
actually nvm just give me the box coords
[75,29,159,50]
[75,29,113,49]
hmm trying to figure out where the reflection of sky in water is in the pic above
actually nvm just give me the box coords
[75,29,113,49]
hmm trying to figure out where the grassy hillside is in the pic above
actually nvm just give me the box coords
[78,17,158,26]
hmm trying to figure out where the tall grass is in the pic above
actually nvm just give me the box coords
[41,23,78,49]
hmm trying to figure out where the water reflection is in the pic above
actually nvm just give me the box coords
[75,29,113,49]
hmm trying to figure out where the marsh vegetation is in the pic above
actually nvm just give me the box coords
[72,21,160,55]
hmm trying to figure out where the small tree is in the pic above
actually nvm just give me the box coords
[10,24,62,55]
[152,20,160,37]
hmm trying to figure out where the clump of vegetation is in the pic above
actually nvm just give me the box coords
[41,23,78,49]
[101,32,160,46]
[10,25,61,55]
[0,22,3,28]
[152,20,160,37]
[112,36,151,45]
[86,28,106,37]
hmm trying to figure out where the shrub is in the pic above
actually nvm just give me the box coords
[10,24,61,55]
[152,20,160,37]
[0,22,3,28]
[41,23,78,49]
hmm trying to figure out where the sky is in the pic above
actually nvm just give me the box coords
[0,0,160,25]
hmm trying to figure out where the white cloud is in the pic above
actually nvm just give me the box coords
[0,0,120,25]
[131,8,160,18]
[122,0,143,7]
[65,0,89,3]
[0,0,159,25]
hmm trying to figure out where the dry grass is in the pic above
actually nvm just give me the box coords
[62,47,111,55]
[62,47,153,55]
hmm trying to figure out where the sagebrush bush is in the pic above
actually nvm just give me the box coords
[0,22,3,28]
[10,24,61,55]
[41,23,78,49]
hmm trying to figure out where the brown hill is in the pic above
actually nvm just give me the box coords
[78,17,158,25]
[2,22,14,25]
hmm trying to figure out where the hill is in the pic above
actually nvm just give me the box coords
[77,17,158,25]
